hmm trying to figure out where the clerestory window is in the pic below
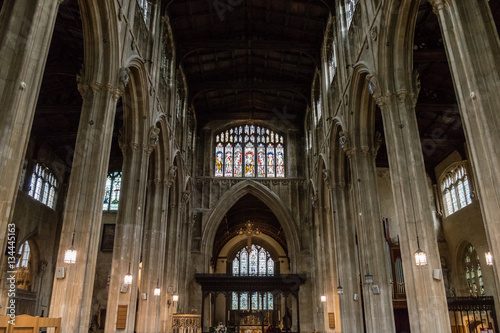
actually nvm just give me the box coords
[28,163,58,209]
[215,125,285,178]
[440,162,472,216]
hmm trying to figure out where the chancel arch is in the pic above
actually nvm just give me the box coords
[201,180,301,270]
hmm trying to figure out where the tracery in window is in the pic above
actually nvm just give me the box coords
[440,162,472,216]
[215,126,285,178]
[232,244,274,277]
[28,163,58,209]
[464,244,485,297]
[103,172,122,211]
[231,244,275,310]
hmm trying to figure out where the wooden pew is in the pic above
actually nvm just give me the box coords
[38,317,61,333]
[0,315,61,333]
[0,316,9,333]
[7,314,38,333]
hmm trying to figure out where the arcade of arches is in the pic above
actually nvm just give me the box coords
[0,0,500,332]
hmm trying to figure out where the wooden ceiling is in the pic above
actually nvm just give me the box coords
[167,0,331,130]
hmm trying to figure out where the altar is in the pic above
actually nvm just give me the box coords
[239,326,263,333]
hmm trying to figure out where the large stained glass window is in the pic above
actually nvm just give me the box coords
[215,125,285,178]
[103,172,122,211]
[231,244,275,310]
[440,162,472,216]
[28,163,58,209]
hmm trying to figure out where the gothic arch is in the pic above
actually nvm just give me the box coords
[121,59,151,145]
[202,180,300,270]
[377,0,420,93]
[78,0,120,86]
[349,65,378,150]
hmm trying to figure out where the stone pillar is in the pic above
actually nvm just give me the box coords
[429,0,500,300]
[160,181,179,332]
[376,89,450,332]
[104,135,152,333]
[345,146,395,333]
[49,76,122,332]
[136,177,169,333]
[331,181,364,333]
[0,0,60,309]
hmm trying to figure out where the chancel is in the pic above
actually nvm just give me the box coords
[0,0,500,333]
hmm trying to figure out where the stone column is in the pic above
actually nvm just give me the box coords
[104,135,152,333]
[136,176,169,333]
[429,0,500,301]
[345,145,395,333]
[0,0,60,309]
[333,182,364,333]
[49,76,122,332]
[376,89,450,332]
[160,177,179,332]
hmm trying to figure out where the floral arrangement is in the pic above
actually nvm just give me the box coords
[214,323,227,333]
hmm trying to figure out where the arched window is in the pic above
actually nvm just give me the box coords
[440,162,472,216]
[103,172,122,211]
[464,244,485,297]
[215,125,285,178]
[28,163,58,209]
[231,244,275,310]
[16,240,33,291]
[16,241,30,268]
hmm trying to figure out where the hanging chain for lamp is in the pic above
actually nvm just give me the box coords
[64,230,77,264]
[396,105,428,266]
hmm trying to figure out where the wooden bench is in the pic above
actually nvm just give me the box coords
[0,315,61,333]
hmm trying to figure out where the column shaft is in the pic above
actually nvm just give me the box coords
[349,149,395,333]
[49,82,119,333]
[430,0,500,302]
[0,0,59,308]
[104,141,150,333]
[379,91,450,332]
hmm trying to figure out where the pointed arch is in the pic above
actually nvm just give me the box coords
[202,180,300,269]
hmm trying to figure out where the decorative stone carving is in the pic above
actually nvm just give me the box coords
[119,67,131,91]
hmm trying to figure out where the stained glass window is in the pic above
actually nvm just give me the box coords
[28,163,58,209]
[440,162,473,216]
[240,292,249,310]
[257,144,266,177]
[266,144,275,177]
[215,143,224,177]
[232,292,239,310]
[245,143,255,177]
[231,244,275,309]
[103,172,122,211]
[215,125,285,178]
[225,143,233,177]
[464,244,485,296]
[233,245,274,276]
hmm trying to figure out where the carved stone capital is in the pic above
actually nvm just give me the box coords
[428,0,448,14]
